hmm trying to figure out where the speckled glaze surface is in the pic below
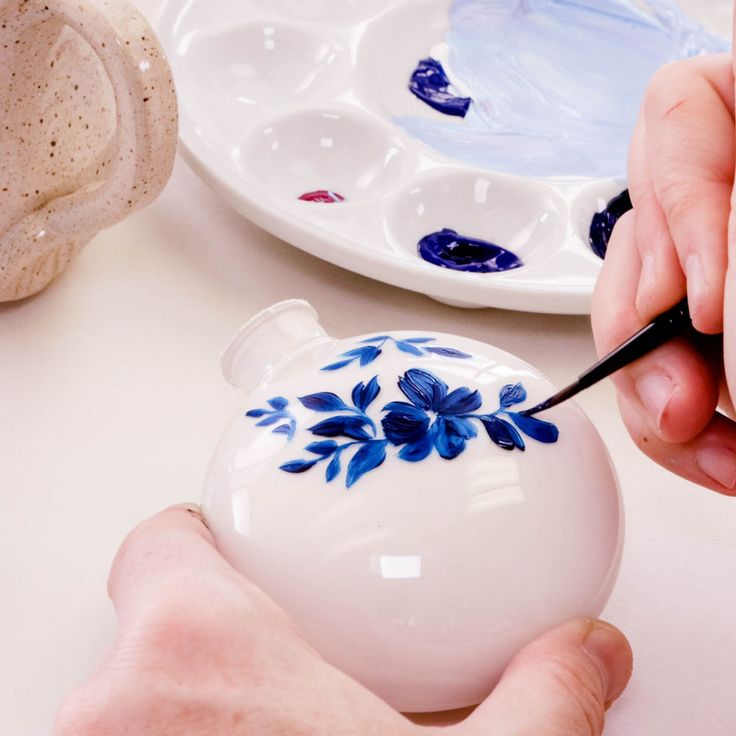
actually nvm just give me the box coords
[0,0,178,301]
[204,300,624,712]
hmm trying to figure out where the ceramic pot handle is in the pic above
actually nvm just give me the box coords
[43,0,177,236]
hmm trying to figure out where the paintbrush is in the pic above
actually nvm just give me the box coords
[521,298,693,417]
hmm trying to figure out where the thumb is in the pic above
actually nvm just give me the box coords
[107,504,240,626]
[458,618,632,736]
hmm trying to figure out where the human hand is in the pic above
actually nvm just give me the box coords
[591,50,736,494]
[54,505,632,736]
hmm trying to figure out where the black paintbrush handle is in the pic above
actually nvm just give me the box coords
[576,298,691,391]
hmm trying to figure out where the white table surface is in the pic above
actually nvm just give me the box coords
[3,3,736,734]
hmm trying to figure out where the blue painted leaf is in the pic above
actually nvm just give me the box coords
[499,383,527,409]
[308,416,372,441]
[268,397,288,410]
[480,416,525,451]
[440,386,482,414]
[352,375,381,412]
[404,337,435,344]
[280,459,318,473]
[321,359,354,371]
[325,453,342,482]
[342,347,373,357]
[359,346,381,366]
[256,414,281,427]
[273,424,292,436]
[360,335,389,343]
[507,412,559,443]
[361,375,380,410]
[299,392,349,412]
[346,440,387,488]
[425,346,472,359]
[306,440,338,456]
[396,340,424,356]
[246,408,269,418]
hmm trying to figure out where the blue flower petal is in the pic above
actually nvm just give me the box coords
[398,368,448,410]
[273,424,292,436]
[346,440,387,488]
[507,412,559,443]
[280,459,319,473]
[425,346,472,359]
[440,387,482,415]
[398,428,436,462]
[444,416,477,440]
[480,416,525,451]
[433,416,468,460]
[268,397,288,410]
[299,392,349,412]
[308,416,372,441]
[381,405,430,445]
[499,383,527,409]
[246,408,269,418]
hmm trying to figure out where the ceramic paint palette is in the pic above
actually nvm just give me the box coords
[156,0,731,314]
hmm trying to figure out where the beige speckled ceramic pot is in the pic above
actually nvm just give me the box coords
[0,0,178,301]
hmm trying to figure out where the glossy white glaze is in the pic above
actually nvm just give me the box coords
[203,301,624,712]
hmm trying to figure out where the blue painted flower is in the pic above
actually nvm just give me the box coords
[381,368,481,461]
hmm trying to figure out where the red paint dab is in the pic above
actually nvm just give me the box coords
[298,190,345,203]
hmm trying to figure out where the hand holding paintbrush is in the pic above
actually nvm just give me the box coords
[587,51,736,495]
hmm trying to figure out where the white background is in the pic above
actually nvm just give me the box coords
[2,1,736,734]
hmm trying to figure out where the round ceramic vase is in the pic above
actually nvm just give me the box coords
[203,300,623,713]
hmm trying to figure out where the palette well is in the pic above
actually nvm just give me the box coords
[157,0,730,314]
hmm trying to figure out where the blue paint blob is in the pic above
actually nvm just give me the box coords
[398,0,727,177]
[418,228,523,273]
[408,58,471,117]
[589,189,632,259]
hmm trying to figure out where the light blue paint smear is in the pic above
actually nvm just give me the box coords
[397,0,728,177]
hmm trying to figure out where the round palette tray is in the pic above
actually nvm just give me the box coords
[156,0,730,314]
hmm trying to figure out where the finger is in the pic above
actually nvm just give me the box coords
[455,618,632,736]
[618,394,736,495]
[644,54,735,333]
[592,210,719,443]
[107,504,240,626]
[627,108,686,322]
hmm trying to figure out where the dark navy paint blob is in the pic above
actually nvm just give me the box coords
[418,228,523,273]
[409,58,471,118]
[589,189,632,259]
[299,190,345,203]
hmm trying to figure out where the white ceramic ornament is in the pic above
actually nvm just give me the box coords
[203,300,623,713]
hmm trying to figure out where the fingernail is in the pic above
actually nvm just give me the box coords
[685,255,706,319]
[583,622,632,706]
[696,445,736,492]
[635,372,675,429]
[635,253,657,315]
[175,503,210,529]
